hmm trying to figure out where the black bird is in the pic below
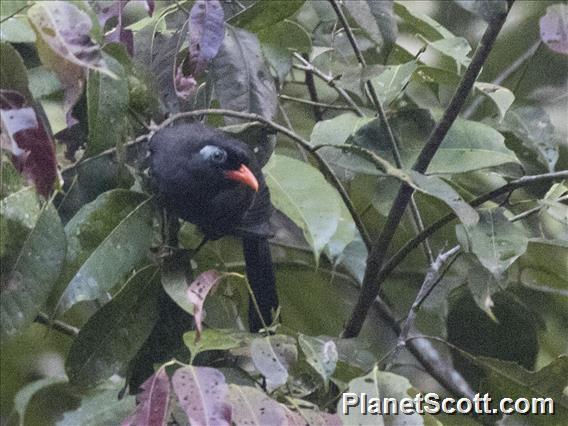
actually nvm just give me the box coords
[149,122,278,331]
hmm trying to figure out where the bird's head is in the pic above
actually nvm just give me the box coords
[149,122,265,230]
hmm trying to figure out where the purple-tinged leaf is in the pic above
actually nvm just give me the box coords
[122,367,171,426]
[251,335,297,391]
[0,90,58,198]
[27,1,116,78]
[284,403,342,426]
[229,385,286,426]
[186,270,223,341]
[27,1,114,125]
[105,4,134,55]
[540,4,568,55]
[172,366,231,426]
[175,65,198,100]
[189,0,225,76]
[90,1,121,27]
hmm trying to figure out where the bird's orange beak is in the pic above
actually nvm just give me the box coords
[225,164,259,192]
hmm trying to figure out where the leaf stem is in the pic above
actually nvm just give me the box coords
[35,312,79,337]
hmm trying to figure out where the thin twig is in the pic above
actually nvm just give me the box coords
[292,54,365,117]
[35,312,79,337]
[342,3,514,339]
[379,170,568,284]
[383,246,462,370]
[373,296,475,399]
[463,39,542,118]
[328,0,434,264]
[0,3,31,24]
[302,53,324,121]
[279,94,357,112]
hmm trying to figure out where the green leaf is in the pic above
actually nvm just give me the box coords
[325,199,357,261]
[433,115,518,173]
[463,254,503,320]
[229,384,287,425]
[519,238,568,296]
[479,356,568,423]
[457,208,528,278]
[28,66,62,99]
[337,365,424,425]
[210,25,277,123]
[0,42,32,101]
[264,155,341,261]
[1,189,66,342]
[298,334,338,389]
[14,376,67,426]
[454,0,508,23]
[1,159,25,199]
[369,60,417,106]
[394,2,454,41]
[65,265,160,388]
[54,190,153,316]
[57,383,136,426]
[343,0,398,55]
[474,82,514,122]
[0,16,35,43]
[259,20,311,82]
[414,65,461,87]
[183,328,253,363]
[85,54,129,157]
[230,0,305,33]
[428,37,472,68]
[500,106,559,172]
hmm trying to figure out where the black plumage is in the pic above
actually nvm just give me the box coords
[149,122,278,331]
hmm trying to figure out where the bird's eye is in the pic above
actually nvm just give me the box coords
[200,145,227,164]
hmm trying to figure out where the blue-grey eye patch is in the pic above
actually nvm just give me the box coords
[200,145,227,164]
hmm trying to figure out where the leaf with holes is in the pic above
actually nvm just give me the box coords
[251,335,298,391]
[172,366,231,426]
[229,384,286,426]
[187,270,223,341]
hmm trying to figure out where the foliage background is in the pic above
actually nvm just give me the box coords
[1,0,567,425]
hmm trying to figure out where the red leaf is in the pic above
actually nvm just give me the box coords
[172,366,231,426]
[186,270,222,341]
[189,0,225,76]
[0,90,58,198]
[122,367,171,426]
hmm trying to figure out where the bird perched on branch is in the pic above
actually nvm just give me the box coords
[149,122,278,331]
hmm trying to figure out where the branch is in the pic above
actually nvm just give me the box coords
[302,53,324,121]
[379,170,568,283]
[384,246,462,370]
[463,39,542,118]
[328,0,434,264]
[159,109,372,248]
[35,312,79,337]
[342,2,513,338]
[279,94,357,112]
[292,53,365,117]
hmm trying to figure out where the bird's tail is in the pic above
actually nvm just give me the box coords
[242,236,278,332]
